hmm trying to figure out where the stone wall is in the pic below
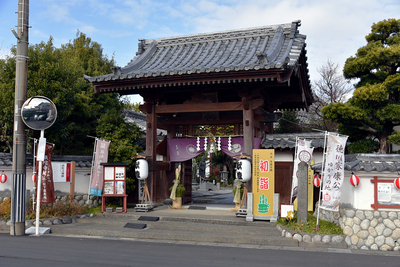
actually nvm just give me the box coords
[313,201,400,251]
[339,208,400,251]
[55,194,101,208]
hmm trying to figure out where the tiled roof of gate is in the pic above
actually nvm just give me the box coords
[311,154,400,173]
[261,132,327,149]
[84,20,308,83]
[0,153,92,167]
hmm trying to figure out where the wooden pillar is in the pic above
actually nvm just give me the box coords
[233,123,240,135]
[145,101,157,202]
[242,96,254,191]
[70,161,76,201]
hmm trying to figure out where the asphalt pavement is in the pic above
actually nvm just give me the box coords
[2,186,400,256]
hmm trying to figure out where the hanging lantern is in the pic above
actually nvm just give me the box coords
[31,174,37,183]
[394,178,400,190]
[0,173,7,183]
[350,174,360,187]
[313,174,321,187]
[135,159,148,180]
[236,159,251,182]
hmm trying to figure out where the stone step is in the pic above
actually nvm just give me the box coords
[94,212,272,227]
[50,222,299,246]
[75,216,281,236]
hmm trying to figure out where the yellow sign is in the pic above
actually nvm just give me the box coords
[308,159,315,211]
[252,149,275,217]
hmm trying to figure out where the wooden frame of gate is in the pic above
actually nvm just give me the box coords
[86,21,313,203]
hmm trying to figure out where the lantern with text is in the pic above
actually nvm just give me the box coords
[0,173,7,183]
[236,159,251,182]
[394,178,400,190]
[313,174,321,187]
[350,174,360,187]
[31,174,37,183]
[135,159,148,180]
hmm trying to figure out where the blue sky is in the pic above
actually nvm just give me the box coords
[1,0,400,103]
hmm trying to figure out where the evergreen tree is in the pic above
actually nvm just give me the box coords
[0,32,142,160]
[322,19,400,153]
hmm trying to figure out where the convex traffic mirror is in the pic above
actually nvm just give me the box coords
[21,96,57,130]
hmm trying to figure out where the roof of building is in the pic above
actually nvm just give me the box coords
[123,109,167,137]
[311,154,400,173]
[84,20,308,84]
[261,132,327,149]
[0,153,92,168]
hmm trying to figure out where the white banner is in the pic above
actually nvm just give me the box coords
[290,139,314,204]
[320,134,348,211]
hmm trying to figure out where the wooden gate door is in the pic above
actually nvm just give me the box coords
[275,162,294,205]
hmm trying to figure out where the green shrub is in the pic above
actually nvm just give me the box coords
[0,199,89,221]
[0,199,11,221]
[275,211,343,235]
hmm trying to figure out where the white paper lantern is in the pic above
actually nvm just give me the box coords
[135,159,148,180]
[236,159,251,182]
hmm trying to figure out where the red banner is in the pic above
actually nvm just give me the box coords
[35,144,55,204]
[90,139,110,196]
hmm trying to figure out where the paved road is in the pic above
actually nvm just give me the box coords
[1,233,399,267]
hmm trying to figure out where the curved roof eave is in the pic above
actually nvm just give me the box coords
[84,20,309,85]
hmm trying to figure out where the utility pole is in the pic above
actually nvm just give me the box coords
[11,0,29,236]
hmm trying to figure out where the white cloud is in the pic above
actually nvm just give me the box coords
[164,0,400,81]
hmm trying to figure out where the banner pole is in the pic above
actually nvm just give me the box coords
[290,137,299,205]
[87,137,98,200]
[35,130,44,236]
[316,131,328,232]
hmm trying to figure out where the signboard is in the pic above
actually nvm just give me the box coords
[252,149,275,217]
[377,182,400,204]
[52,162,71,183]
[378,183,392,202]
[281,204,294,219]
[101,164,127,195]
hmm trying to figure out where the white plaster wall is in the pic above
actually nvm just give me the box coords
[274,151,293,162]
[340,171,400,210]
[0,166,92,196]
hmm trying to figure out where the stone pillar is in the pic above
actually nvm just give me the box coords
[297,161,308,223]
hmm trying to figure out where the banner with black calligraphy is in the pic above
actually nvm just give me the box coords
[35,144,55,204]
[320,134,348,211]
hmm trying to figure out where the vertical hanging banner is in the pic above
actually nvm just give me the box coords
[320,134,348,211]
[90,139,111,196]
[35,144,55,204]
[252,149,275,217]
[290,139,314,204]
